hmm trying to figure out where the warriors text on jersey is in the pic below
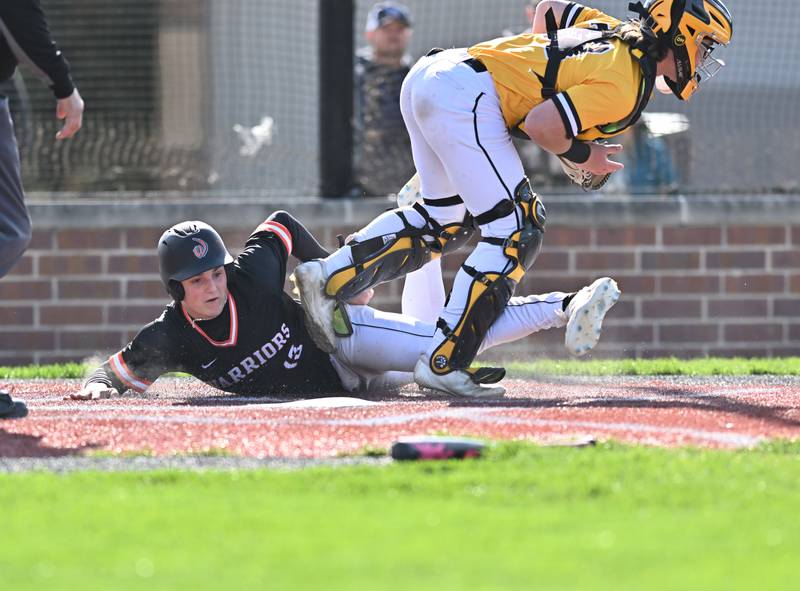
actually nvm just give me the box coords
[467,2,642,141]
[88,220,342,396]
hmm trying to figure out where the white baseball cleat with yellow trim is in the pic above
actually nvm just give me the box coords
[564,277,621,357]
[292,260,337,353]
[414,355,505,398]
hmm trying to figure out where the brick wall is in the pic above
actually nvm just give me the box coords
[3,195,798,364]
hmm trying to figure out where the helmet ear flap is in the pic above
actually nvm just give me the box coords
[167,279,185,301]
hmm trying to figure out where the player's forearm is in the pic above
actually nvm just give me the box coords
[267,210,330,261]
[0,0,75,98]
[524,102,572,155]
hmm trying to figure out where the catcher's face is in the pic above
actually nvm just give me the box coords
[180,266,228,320]
[657,37,727,99]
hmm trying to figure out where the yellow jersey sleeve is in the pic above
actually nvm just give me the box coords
[539,32,641,139]
[560,2,617,29]
[469,7,642,141]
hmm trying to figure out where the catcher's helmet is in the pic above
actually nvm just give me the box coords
[634,0,733,100]
[158,221,234,301]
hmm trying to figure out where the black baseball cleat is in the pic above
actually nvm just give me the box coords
[0,391,28,419]
[467,366,506,385]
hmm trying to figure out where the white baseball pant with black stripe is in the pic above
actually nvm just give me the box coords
[322,48,530,365]
[329,290,568,392]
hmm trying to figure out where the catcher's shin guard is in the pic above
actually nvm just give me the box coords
[429,268,515,374]
[325,204,474,302]
[428,179,547,375]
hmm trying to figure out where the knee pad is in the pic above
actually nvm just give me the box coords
[428,265,514,374]
[482,178,547,285]
[325,204,475,301]
[508,178,547,278]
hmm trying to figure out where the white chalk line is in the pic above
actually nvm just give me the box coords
[23,406,765,447]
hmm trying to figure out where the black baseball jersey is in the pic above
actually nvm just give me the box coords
[0,0,75,97]
[88,214,343,397]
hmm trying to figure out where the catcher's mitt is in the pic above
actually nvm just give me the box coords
[556,154,612,192]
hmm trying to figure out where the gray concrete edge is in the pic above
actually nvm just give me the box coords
[26,193,800,228]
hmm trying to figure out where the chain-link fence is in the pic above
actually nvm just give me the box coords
[10,0,797,197]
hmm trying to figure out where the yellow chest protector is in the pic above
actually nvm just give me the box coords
[534,14,658,138]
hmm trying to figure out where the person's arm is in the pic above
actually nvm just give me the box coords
[258,210,330,262]
[0,1,83,139]
[66,320,175,400]
[532,1,572,34]
[523,99,623,175]
[533,2,610,33]
[69,364,120,400]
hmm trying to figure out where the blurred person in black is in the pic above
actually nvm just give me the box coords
[0,0,84,419]
[353,2,416,197]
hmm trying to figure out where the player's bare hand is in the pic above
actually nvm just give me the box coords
[346,287,374,306]
[583,142,624,175]
[66,383,118,401]
[55,88,84,140]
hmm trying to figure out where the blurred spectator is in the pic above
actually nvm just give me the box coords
[353,2,416,197]
[619,116,680,194]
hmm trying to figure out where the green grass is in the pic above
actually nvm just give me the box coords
[2,442,799,590]
[2,357,800,380]
[0,363,88,379]
[504,356,800,376]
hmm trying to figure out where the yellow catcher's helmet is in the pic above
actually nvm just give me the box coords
[640,0,733,100]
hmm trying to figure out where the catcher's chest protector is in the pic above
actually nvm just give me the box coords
[537,22,658,137]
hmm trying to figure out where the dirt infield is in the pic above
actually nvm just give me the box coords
[2,376,799,460]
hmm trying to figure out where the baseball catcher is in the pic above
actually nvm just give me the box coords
[293,0,733,397]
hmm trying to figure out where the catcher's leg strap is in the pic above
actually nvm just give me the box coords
[429,265,515,374]
[428,179,547,375]
[325,204,475,301]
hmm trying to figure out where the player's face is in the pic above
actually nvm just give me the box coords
[656,48,678,81]
[180,266,228,320]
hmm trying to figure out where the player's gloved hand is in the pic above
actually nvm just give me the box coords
[55,88,85,140]
[66,383,119,401]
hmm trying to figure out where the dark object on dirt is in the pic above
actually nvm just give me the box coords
[0,391,28,419]
[391,436,485,461]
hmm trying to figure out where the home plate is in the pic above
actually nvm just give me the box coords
[269,397,380,409]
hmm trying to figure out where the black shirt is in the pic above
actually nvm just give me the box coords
[0,0,74,97]
[88,213,343,397]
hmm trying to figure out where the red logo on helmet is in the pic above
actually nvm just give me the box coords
[192,238,209,259]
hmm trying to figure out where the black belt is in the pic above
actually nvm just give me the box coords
[463,57,487,73]
[424,48,487,74]
[423,195,463,207]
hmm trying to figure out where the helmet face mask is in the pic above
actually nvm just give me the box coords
[639,0,733,100]
[695,36,726,81]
